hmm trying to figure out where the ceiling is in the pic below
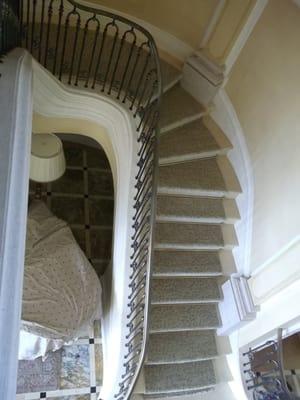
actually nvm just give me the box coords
[87,0,219,49]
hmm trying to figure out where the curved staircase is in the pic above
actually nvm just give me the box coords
[17,1,242,397]
[141,68,241,397]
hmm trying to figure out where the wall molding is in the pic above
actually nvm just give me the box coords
[249,236,300,304]
[218,275,257,336]
[225,0,268,73]
[211,89,254,278]
[199,0,227,49]
[0,48,33,400]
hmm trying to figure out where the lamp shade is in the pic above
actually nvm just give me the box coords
[30,133,66,183]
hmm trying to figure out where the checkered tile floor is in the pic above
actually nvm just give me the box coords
[29,139,114,277]
[18,139,112,399]
[17,320,103,400]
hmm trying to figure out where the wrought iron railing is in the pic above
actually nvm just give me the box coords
[0,0,20,56]
[20,1,162,399]
[243,329,300,400]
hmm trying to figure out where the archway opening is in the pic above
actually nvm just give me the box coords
[17,133,114,396]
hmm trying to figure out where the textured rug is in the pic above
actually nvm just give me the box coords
[17,350,62,394]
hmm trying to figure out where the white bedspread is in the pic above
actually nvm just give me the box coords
[19,201,102,360]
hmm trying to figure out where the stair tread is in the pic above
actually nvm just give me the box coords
[150,303,220,332]
[160,60,182,91]
[156,196,225,221]
[158,158,226,194]
[144,360,216,393]
[147,331,218,364]
[159,119,220,162]
[153,250,222,276]
[160,84,205,129]
[151,277,221,304]
[155,222,224,248]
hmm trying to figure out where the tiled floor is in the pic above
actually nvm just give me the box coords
[18,139,113,399]
[17,321,103,400]
[29,139,114,277]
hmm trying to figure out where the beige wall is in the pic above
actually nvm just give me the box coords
[226,0,300,272]
[89,0,218,49]
[88,0,256,64]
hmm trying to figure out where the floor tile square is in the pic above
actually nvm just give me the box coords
[88,170,113,196]
[90,229,112,259]
[86,147,110,169]
[63,143,84,166]
[52,170,84,194]
[89,198,114,226]
[60,345,90,389]
[95,344,103,387]
[17,350,61,393]
[94,320,101,339]
[51,197,85,225]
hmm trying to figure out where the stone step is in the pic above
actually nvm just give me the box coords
[146,331,218,364]
[158,156,241,198]
[153,250,223,277]
[156,196,240,224]
[159,119,231,165]
[155,222,238,251]
[149,303,220,333]
[151,277,221,304]
[144,361,216,394]
[160,84,206,132]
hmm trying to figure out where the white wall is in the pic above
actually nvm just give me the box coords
[226,0,300,274]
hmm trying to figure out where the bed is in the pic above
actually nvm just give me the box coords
[19,200,102,360]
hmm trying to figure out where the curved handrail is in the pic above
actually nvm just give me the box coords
[20,1,162,399]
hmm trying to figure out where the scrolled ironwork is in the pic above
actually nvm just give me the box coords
[21,1,162,400]
[243,329,300,400]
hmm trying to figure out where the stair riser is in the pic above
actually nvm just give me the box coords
[159,148,229,166]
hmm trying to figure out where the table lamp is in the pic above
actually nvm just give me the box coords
[30,133,66,198]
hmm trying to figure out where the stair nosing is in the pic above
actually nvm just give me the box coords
[156,215,227,224]
[157,187,239,199]
[160,113,205,134]
[155,243,236,251]
[145,354,219,365]
[151,299,221,305]
[149,326,220,333]
[158,147,230,166]
[152,272,223,278]
[144,383,216,395]
[162,75,183,94]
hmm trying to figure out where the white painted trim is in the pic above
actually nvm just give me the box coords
[225,0,268,73]
[252,235,300,278]
[32,61,138,400]
[211,89,254,277]
[248,235,300,304]
[218,276,257,336]
[200,0,227,49]
[0,48,33,400]
[75,0,193,62]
